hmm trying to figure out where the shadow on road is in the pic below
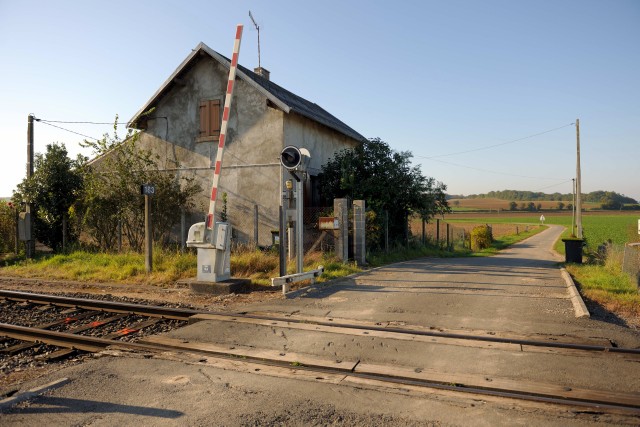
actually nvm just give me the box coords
[5,396,183,418]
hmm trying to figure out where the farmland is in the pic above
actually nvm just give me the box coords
[444,212,639,251]
[449,197,600,212]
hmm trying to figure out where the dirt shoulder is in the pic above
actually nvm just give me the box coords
[0,276,283,310]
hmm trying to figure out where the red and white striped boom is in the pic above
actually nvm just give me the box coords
[206,24,244,231]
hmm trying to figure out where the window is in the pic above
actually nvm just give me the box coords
[198,99,221,141]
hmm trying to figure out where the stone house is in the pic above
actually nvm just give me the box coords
[127,42,366,246]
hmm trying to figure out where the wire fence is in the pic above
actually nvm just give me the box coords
[622,243,640,289]
[0,204,17,254]
[223,204,336,254]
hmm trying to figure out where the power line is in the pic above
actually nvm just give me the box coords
[36,120,99,141]
[420,156,568,181]
[415,122,575,160]
[533,179,574,192]
[36,119,116,125]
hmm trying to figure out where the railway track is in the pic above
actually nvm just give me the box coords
[1,289,639,415]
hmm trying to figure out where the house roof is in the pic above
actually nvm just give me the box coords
[128,42,367,143]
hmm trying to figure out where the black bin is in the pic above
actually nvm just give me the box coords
[562,238,584,263]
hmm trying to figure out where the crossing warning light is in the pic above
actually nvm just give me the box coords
[280,146,310,171]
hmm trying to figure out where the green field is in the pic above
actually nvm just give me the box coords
[446,213,639,252]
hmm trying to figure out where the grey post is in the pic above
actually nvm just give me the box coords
[180,209,186,253]
[353,200,366,266]
[144,193,152,273]
[253,204,259,245]
[288,185,295,260]
[279,205,286,276]
[334,198,348,261]
[295,180,303,273]
[117,218,122,253]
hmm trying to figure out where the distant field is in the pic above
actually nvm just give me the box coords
[445,213,639,250]
[449,198,599,211]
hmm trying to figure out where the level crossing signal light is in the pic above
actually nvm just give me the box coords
[280,146,311,171]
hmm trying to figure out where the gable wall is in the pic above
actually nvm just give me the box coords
[137,56,284,245]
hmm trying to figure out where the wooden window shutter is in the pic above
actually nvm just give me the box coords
[209,99,221,139]
[199,100,221,139]
[199,101,209,137]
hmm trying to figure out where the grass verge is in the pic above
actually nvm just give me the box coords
[0,247,360,288]
[566,263,640,321]
[0,226,552,287]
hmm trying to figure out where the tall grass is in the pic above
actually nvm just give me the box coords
[2,248,196,285]
[567,263,640,318]
[0,246,360,287]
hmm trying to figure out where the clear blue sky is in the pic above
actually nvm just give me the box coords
[1,0,639,201]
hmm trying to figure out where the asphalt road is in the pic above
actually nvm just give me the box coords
[2,225,639,426]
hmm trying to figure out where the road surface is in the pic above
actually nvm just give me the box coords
[2,225,639,426]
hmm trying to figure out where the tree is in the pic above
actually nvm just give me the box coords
[599,192,623,210]
[320,138,449,248]
[509,201,517,211]
[13,143,85,251]
[557,201,565,210]
[80,117,201,251]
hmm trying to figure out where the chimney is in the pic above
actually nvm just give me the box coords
[254,67,270,80]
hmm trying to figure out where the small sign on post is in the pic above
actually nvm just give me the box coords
[140,184,155,196]
[318,217,339,230]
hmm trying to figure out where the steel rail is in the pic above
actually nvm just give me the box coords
[2,289,639,355]
[1,322,638,414]
[237,313,640,355]
[0,290,200,320]
[0,323,168,353]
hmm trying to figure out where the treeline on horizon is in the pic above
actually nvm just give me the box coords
[449,190,638,209]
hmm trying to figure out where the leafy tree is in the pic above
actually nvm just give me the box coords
[13,143,85,251]
[557,201,565,210]
[509,201,517,211]
[0,201,17,253]
[320,138,449,248]
[599,192,623,210]
[80,117,201,251]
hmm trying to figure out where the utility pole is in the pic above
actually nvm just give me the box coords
[25,114,35,258]
[571,178,576,236]
[575,119,583,239]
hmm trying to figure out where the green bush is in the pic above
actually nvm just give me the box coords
[471,225,493,251]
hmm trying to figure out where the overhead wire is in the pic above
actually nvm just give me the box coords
[408,122,575,185]
[35,116,574,190]
[419,156,568,181]
[35,119,117,125]
[36,119,99,141]
[532,179,574,192]
[415,123,575,160]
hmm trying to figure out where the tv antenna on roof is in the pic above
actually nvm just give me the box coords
[248,10,261,68]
